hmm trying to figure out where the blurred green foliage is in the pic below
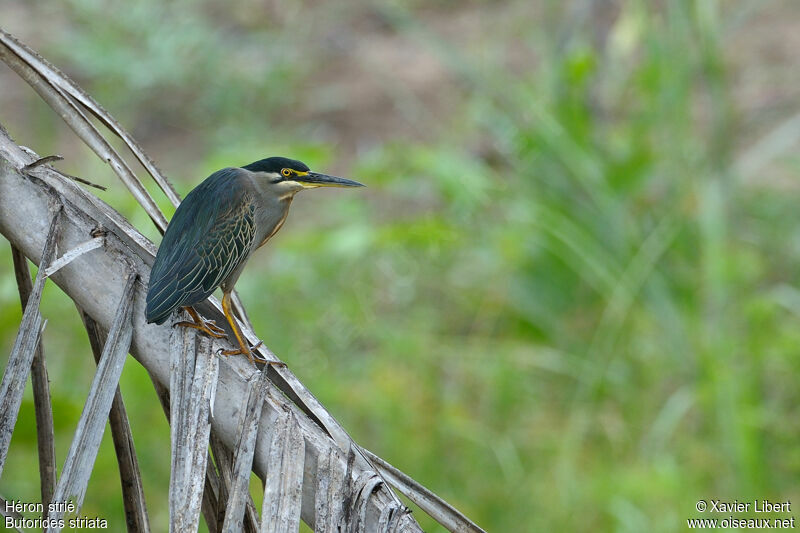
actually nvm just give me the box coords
[2,0,800,531]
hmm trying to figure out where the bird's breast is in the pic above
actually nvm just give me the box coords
[253,197,292,250]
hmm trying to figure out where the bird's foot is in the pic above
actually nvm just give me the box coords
[219,341,286,367]
[175,306,228,339]
[203,320,227,335]
[174,318,227,339]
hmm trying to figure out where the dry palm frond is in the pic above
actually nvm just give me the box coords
[11,246,57,509]
[364,449,488,533]
[169,326,217,531]
[0,26,487,533]
[0,30,179,207]
[0,34,168,230]
[208,433,262,533]
[260,404,305,533]
[0,493,26,533]
[0,209,60,475]
[221,367,270,532]
[80,310,151,532]
[48,271,136,518]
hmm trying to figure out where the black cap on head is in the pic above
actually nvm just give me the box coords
[242,157,310,173]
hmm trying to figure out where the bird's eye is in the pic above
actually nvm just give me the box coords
[281,168,292,177]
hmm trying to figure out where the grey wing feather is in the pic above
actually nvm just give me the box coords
[145,168,256,324]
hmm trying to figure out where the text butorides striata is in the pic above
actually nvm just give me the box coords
[145,157,364,363]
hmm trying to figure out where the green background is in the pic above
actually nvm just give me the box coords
[1,1,799,531]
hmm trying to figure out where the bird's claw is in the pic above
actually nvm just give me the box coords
[176,307,228,338]
[251,345,286,367]
[174,320,227,339]
[246,342,287,367]
[218,341,285,367]
[204,320,226,334]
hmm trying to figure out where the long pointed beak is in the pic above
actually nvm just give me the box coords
[296,171,365,188]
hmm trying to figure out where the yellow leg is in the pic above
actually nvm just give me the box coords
[219,292,285,367]
[175,306,227,339]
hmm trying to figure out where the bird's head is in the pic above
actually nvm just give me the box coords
[242,156,364,198]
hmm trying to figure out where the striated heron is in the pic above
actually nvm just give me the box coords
[145,156,364,363]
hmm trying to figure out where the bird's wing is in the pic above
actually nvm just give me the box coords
[145,167,256,324]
